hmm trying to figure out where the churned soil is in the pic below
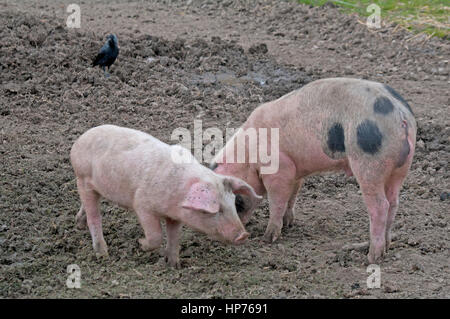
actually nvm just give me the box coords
[0,0,448,298]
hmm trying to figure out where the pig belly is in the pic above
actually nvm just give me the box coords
[88,159,138,209]
[287,143,352,178]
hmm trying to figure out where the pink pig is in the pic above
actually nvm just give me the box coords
[211,78,416,264]
[70,125,261,268]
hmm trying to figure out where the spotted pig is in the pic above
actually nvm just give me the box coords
[211,77,416,264]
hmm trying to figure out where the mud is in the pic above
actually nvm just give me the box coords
[0,0,448,298]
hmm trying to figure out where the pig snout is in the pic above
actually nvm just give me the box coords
[234,231,249,245]
[215,224,249,245]
[222,225,249,245]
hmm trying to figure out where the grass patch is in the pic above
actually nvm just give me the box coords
[298,0,450,38]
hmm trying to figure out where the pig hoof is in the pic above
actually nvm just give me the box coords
[368,245,386,264]
[138,238,160,252]
[367,254,380,264]
[385,240,391,252]
[95,251,109,259]
[94,241,109,258]
[165,256,181,269]
[283,211,294,228]
[95,247,109,258]
[263,226,281,243]
[75,216,87,230]
[385,232,398,251]
[138,238,151,251]
[385,232,400,252]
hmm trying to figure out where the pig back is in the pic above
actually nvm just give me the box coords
[250,78,416,175]
[70,125,176,209]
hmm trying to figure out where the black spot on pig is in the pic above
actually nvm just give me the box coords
[374,96,394,115]
[327,123,346,153]
[235,194,246,214]
[356,120,383,154]
[209,162,218,170]
[384,85,414,115]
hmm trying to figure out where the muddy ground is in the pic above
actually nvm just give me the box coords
[0,0,448,298]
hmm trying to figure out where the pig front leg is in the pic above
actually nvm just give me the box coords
[135,211,163,252]
[261,152,298,243]
[165,218,182,269]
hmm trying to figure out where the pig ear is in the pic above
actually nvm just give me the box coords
[182,182,220,214]
[224,177,262,202]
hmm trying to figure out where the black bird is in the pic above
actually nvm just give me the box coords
[92,34,119,77]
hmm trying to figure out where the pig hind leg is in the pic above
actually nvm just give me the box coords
[350,159,391,264]
[362,189,389,264]
[75,204,87,229]
[384,166,409,251]
[135,210,163,252]
[283,179,303,228]
[77,178,108,257]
